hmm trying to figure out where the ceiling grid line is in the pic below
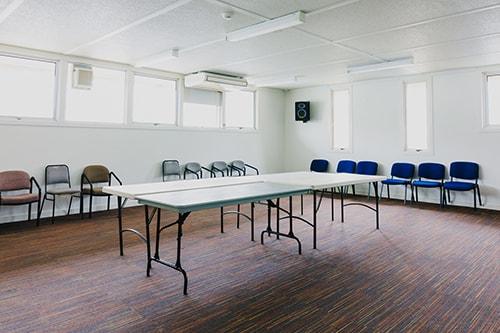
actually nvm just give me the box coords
[65,0,194,54]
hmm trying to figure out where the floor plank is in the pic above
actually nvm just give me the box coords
[0,196,499,332]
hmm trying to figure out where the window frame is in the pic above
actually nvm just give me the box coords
[330,85,353,153]
[0,53,59,122]
[222,89,257,130]
[129,72,179,128]
[482,72,500,132]
[403,77,434,154]
[0,46,256,133]
[181,89,223,129]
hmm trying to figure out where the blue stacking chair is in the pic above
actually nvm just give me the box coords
[301,159,330,214]
[356,161,378,198]
[412,163,446,207]
[381,162,415,204]
[444,161,482,210]
[310,159,329,173]
[337,160,356,194]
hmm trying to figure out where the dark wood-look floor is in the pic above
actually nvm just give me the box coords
[0,195,499,333]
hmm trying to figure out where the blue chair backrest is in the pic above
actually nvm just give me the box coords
[357,161,378,175]
[450,161,479,180]
[337,160,356,173]
[391,162,415,179]
[310,159,329,173]
[418,163,445,180]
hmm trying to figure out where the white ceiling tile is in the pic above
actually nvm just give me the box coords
[342,8,500,55]
[0,0,179,53]
[216,44,359,76]
[219,0,352,17]
[152,29,326,74]
[301,0,500,42]
[77,0,260,63]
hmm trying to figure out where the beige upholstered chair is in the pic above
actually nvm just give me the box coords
[80,165,121,219]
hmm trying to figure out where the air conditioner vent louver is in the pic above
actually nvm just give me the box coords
[72,64,93,90]
[184,72,247,91]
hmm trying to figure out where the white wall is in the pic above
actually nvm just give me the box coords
[0,88,286,223]
[284,68,500,210]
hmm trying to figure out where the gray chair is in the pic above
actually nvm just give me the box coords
[229,160,259,176]
[162,160,181,181]
[80,165,122,219]
[183,162,203,179]
[208,161,229,177]
[41,164,81,224]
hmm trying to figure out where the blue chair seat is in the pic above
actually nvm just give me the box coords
[382,178,410,185]
[413,180,442,188]
[444,181,476,191]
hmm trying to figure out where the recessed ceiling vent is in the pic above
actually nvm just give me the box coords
[184,72,248,91]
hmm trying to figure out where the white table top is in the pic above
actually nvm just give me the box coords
[103,171,386,200]
[137,182,310,214]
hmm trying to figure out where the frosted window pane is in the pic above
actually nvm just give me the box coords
[133,75,176,125]
[332,90,351,150]
[405,82,428,150]
[224,91,255,128]
[66,64,125,123]
[487,75,500,125]
[0,55,55,119]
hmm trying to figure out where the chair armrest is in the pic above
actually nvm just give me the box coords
[81,174,93,192]
[201,167,215,178]
[109,172,122,185]
[245,163,259,175]
[211,166,226,177]
[229,165,243,176]
[184,168,200,179]
[30,177,41,197]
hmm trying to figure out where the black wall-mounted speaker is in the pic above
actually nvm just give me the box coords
[295,101,310,123]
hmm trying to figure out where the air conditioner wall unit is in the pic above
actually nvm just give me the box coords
[184,72,248,91]
[72,64,93,90]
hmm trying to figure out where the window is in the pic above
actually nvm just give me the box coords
[404,81,429,151]
[132,75,177,125]
[223,90,255,129]
[65,64,126,123]
[485,74,500,127]
[0,54,56,119]
[183,88,221,128]
[331,89,351,151]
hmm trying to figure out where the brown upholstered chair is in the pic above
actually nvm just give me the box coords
[0,170,41,226]
[80,165,122,219]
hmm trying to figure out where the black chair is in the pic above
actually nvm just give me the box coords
[229,160,259,176]
[207,161,229,177]
[162,160,181,181]
[41,164,81,223]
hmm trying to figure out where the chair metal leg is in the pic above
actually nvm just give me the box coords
[36,198,41,227]
[41,193,47,217]
[367,183,371,199]
[387,185,391,199]
[477,185,483,206]
[89,194,93,219]
[107,196,111,211]
[52,195,56,224]
[415,187,419,202]
[67,196,74,215]
[440,188,443,208]
[352,185,356,196]
[404,185,408,205]
[473,188,477,210]
[28,203,32,222]
[300,194,303,215]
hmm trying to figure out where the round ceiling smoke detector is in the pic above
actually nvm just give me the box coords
[222,10,233,20]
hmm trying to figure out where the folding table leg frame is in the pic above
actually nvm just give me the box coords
[220,203,256,241]
[261,197,303,254]
[339,182,380,229]
[144,206,191,295]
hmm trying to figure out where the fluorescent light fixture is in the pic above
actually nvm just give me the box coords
[347,57,414,74]
[135,48,179,68]
[226,11,305,42]
[250,75,303,87]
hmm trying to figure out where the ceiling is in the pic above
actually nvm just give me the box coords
[1,0,500,89]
